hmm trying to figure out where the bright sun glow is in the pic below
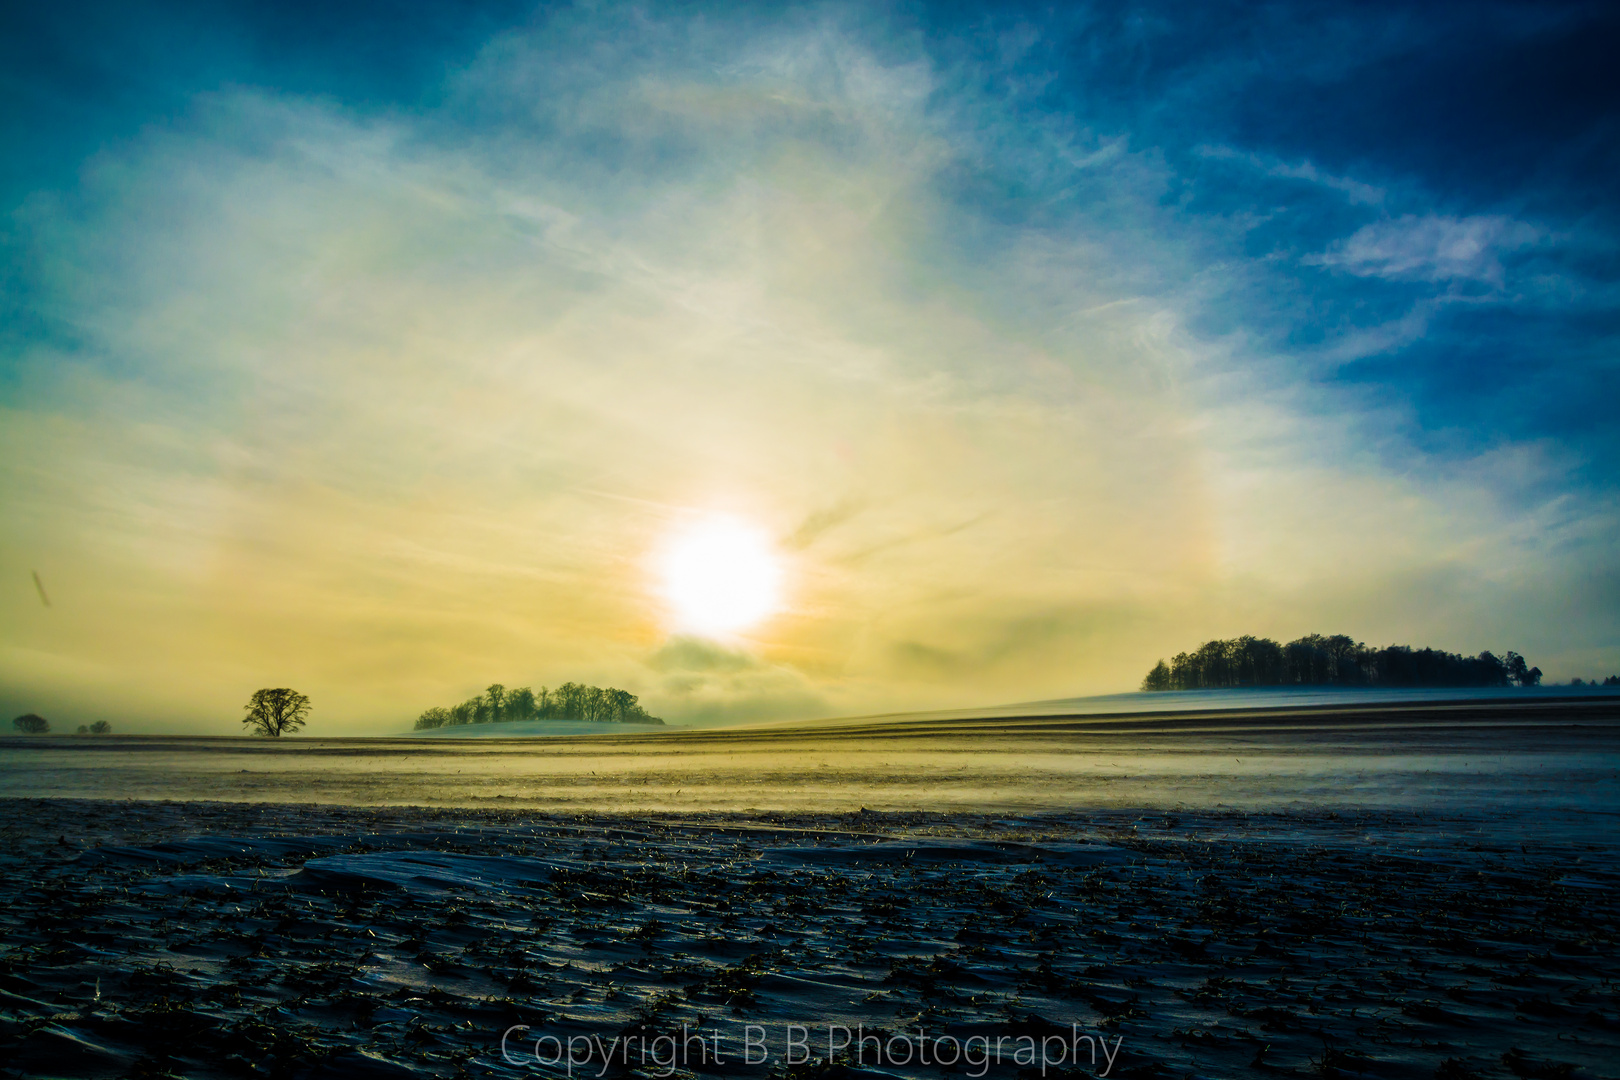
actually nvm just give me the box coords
[661,516,782,637]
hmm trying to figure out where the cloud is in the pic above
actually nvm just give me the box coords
[643,637,829,725]
[1195,145,1385,205]
[783,498,864,551]
[1307,214,1541,285]
[1,2,1616,731]
[648,636,760,674]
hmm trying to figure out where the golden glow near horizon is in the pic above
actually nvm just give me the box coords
[660,516,783,639]
[2,10,1611,738]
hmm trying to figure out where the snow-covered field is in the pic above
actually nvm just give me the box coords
[2,799,1616,1079]
[1,697,1616,1078]
[0,696,1614,813]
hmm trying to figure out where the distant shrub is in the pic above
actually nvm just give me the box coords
[12,714,49,734]
[77,724,89,735]
[90,720,111,734]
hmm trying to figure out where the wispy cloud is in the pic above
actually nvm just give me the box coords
[1,2,1616,730]
[1195,145,1385,206]
[1307,214,1541,286]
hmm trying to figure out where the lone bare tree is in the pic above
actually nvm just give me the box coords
[12,714,48,734]
[242,689,310,737]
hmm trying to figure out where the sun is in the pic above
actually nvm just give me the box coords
[660,516,782,637]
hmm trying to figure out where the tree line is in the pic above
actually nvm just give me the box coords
[9,714,111,734]
[413,682,664,730]
[1141,634,1543,691]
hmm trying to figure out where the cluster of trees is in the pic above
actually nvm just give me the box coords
[414,682,664,730]
[1573,676,1620,687]
[75,722,112,734]
[1142,634,1543,691]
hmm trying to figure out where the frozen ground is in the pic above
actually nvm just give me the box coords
[0,697,1615,1078]
[0,801,1615,1080]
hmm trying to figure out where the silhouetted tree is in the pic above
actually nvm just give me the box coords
[553,682,584,720]
[242,689,310,737]
[1285,635,1329,684]
[1194,639,1230,687]
[1229,635,1286,686]
[506,687,537,722]
[1323,635,1361,683]
[90,721,111,734]
[11,714,48,734]
[1141,660,1172,691]
[415,706,451,730]
[605,688,636,722]
[77,725,89,735]
[1504,652,1541,686]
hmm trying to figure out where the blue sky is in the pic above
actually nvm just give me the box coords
[3,1,1616,731]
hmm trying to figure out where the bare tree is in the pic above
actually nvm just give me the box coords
[242,689,310,737]
[554,682,584,720]
[90,721,111,734]
[11,714,48,734]
[415,706,451,730]
[1141,660,1172,691]
[1322,634,1362,683]
[506,687,537,722]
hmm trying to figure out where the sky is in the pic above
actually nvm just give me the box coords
[2,0,1617,734]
